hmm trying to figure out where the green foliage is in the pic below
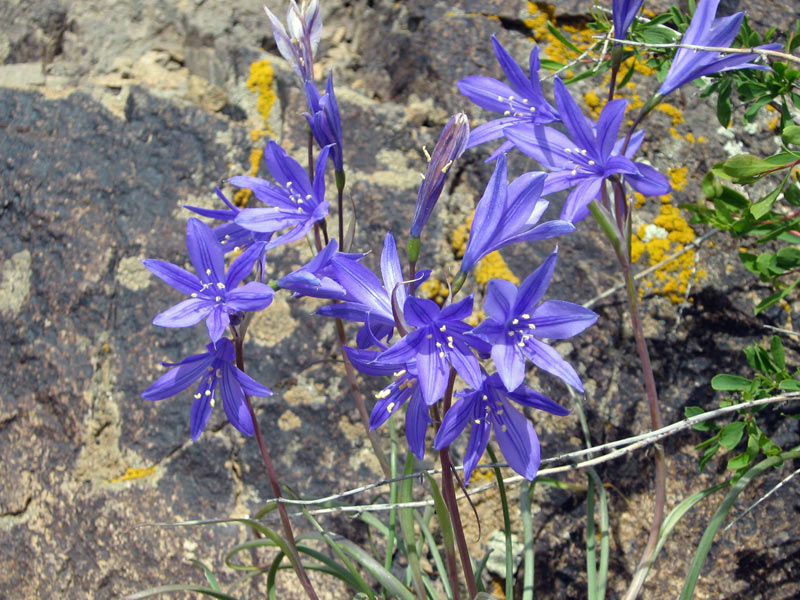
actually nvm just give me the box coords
[686,123,800,313]
[685,336,799,476]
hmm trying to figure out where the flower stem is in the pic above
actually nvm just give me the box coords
[233,336,320,600]
[437,369,478,600]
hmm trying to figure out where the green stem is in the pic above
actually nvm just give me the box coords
[486,444,514,599]
[520,482,536,600]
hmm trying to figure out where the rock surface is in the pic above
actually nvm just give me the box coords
[1,1,799,599]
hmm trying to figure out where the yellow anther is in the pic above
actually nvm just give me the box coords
[387,402,395,413]
[522,98,529,104]
[191,293,198,298]
[502,424,508,432]
[393,369,406,377]
[507,331,515,336]
[518,341,525,347]
[503,110,511,116]
[588,160,596,165]
[426,334,433,339]
[565,148,572,153]
[422,145,431,162]
[217,282,225,289]
[529,106,536,112]
[215,296,221,302]
[205,390,211,396]
[205,268,212,275]
[474,418,481,424]
[482,394,488,400]
[496,409,504,415]
[441,160,454,174]
[512,318,519,325]
[436,342,442,348]
[194,393,202,399]
[375,388,391,399]
[438,351,445,358]
[439,325,447,332]
[571,169,577,176]
[528,323,536,329]
[522,314,530,319]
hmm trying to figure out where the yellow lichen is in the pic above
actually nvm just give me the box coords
[110,466,156,483]
[632,170,705,303]
[474,251,519,287]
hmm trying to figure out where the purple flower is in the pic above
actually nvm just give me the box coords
[142,338,272,440]
[410,113,470,240]
[372,295,490,405]
[457,153,575,278]
[278,239,349,300]
[658,0,780,98]
[347,347,431,459]
[458,35,559,160]
[143,218,275,342]
[305,74,345,172]
[612,0,645,43]
[470,250,597,392]
[316,232,416,348]
[505,78,670,223]
[231,140,331,248]
[183,187,274,276]
[264,0,322,83]
[433,372,569,482]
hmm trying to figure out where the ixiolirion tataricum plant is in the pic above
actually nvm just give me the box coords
[135,1,798,599]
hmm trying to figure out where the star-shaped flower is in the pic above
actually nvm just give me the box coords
[458,35,559,160]
[372,296,490,405]
[658,0,780,98]
[317,232,426,348]
[505,78,670,222]
[433,372,569,482]
[470,249,597,392]
[143,218,275,342]
[456,153,574,281]
[142,338,272,440]
[231,140,331,248]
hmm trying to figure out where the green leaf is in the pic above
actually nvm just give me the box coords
[784,183,800,206]
[719,421,746,450]
[124,585,241,600]
[189,560,222,592]
[699,441,720,471]
[782,125,800,146]
[755,278,800,314]
[719,154,776,180]
[424,473,455,564]
[750,184,783,219]
[711,374,751,391]
[546,21,580,53]
[540,59,565,71]
[716,79,732,127]
[779,378,800,390]
[771,335,786,371]
[686,405,716,431]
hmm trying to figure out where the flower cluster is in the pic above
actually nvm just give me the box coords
[142,0,777,484]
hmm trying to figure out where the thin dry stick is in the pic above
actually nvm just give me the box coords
[232,393,800,517]
[722,465,800,533]
[598,36,800,65]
